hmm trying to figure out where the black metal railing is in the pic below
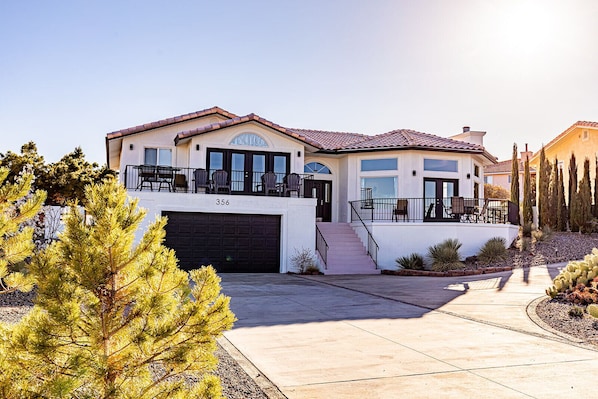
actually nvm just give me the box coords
[123,165,313,197]
[315,225,329,269]
[350,197,518,225]
[349,201,379,268]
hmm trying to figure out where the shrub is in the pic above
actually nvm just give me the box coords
[519,237,531,252]
[521,223,533,238]
[428,238,464,272]
[588,304,598,319]
[533,226,552,242]
[569,306,585,318]
[395,253,425,270]
[290,247,317,274]
[477,237,507,264]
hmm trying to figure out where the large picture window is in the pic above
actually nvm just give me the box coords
[361,177,397,198]
[144,148,172,166]
[423,159,458,172]
[361,158,397,171]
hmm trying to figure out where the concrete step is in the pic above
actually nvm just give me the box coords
[316,222,378,275]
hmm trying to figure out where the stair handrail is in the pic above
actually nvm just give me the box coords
[315,225,329,269]
[349,201,379,268]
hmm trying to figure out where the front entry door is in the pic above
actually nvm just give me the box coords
[424,178,458,221]
[304,180,332,222]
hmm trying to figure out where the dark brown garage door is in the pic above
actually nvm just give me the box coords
[162,212,281,273]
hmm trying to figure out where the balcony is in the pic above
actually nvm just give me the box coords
[350,197,518,225]
[122,165,313,197]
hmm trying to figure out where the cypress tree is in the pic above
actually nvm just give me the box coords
[569,152,578,226]
[557,168,567,231]
[549,159,559,228]
[0,178,235,398]
[510,143,520,224]
[579,158,592,233]
[523,156,533,226]
[538,147,551,228]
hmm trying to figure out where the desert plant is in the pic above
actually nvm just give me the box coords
[533,226,553,242]
[291,247,317,274]
[428,238,463,272]
[588,304,598,318]
[477,237,507,264]
[521,223,533,238]
[545,251,598,299]
[519,237,531,252]
[569,306,585,318]
[304,264,321,274]
[395,253,425,270]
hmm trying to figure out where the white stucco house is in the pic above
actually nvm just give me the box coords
[106,106,518,274]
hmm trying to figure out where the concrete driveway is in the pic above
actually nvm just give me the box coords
[219,265,598,398]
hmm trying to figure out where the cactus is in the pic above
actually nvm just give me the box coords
[588,304,598,318]
[546,253,598,299]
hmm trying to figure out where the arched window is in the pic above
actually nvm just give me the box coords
[230,133,268,147]
[304,162,331,174]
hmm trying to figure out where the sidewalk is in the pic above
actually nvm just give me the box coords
[220,265,598,398]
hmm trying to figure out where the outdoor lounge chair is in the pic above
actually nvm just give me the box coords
[393,199,408,221]
[283,173,301,197]
[212,170,231,194]
[193,168,211,193]
[261,171,279,196]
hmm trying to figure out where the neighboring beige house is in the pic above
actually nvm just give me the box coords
[105,107,518,273]
[484,145,535,202]
[529,121,598,201]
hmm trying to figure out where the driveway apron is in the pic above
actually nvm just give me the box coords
[220,265,598,399]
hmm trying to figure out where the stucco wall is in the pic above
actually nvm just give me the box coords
[352,222,519,270]
[132,191,317,273]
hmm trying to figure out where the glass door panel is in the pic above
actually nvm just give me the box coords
[231,153,245,192]
[252,154,266,193]
[424,178,458,221]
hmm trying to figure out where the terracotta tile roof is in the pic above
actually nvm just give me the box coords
[338,129,485,152]
[174,114,323,148]
[532,121,598,159]
[106,106,238,140]
[485,159,535,174]
[288,128,367,150]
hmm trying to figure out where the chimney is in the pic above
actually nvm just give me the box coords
[520,143,533,161]
[450,126,485,146]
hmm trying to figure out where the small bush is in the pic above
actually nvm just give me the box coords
[290,247,317,274]
[519,237,531,252]
[396,253,425,270]
[533,226,552,242]
[569,306,585,318]
[521,223,533,238]
[428,238,464,272]
[477,237,507,264]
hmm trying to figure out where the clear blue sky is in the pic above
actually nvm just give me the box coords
[1,0,597,164]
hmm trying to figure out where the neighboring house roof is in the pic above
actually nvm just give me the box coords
[485,159,536,174]
[106,106,238,140]
[530,121,598,161]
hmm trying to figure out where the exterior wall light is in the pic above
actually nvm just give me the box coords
[412,170,416,176]
[129,144,134,150]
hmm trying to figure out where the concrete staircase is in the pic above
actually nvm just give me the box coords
[316,222,379,275]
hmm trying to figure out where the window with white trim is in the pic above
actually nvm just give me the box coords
[144,148,172,166]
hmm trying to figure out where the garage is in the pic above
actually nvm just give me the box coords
[162,211,281,273]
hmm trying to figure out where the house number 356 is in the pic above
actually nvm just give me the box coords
[216,199,230,206]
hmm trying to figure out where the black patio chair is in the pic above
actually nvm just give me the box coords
[136,165,157,191]
[261,171,279,196]
[393,199,408,221]
[283,173,301,197]
[156,166,174,192]
[212,170,231,194]
[193,168,211,193]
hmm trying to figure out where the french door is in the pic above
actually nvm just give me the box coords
[304,180,332,222]
[424,178,458,221]
[207,149,289,195]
